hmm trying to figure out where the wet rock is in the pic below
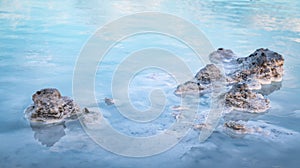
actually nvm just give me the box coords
[225,83,270,113]
[194,64,223,84]
[175,64,223,95]
[25,88,81,124]
[229,48,284,85]
[222,120,296,141]
[175,48,283,113]
[224,121,247,132]
[104,97,114,105]
[209,48,237,64]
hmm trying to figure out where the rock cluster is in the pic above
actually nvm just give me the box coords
[25,88,81,124]
[175,48,284,113]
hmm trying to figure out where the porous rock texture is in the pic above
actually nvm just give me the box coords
[175,48,284,113]
[25,88,81,124]
[175,64,223,95]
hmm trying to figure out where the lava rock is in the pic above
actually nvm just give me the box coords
[175,48,284,113]
[175,64,223,95]
[25,88,81,124]
[230,48,284,85]
[225,83,270,113]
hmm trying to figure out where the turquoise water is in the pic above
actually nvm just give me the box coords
[1,0,300,167]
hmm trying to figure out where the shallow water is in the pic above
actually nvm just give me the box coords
[1,0,300,167]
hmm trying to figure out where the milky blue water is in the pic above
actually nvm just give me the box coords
[1,0,300,167]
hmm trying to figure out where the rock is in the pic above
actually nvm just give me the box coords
[225,83,270,113]
[224,121,247,132]
[229,48,284,85]
[25,88,81,124]
[175,81,203,95]
[222,120,296,141]
[175,48,284,113]
[175,64,223,95]
[104,97,114,105]
[209,48,237,64]
[194,64,223,84]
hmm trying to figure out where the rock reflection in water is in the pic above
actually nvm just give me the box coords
[257,81,282,96]
[30,122,66,147]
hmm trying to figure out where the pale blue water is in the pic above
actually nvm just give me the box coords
[1,0,300,167]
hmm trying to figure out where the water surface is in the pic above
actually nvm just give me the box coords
[1,0,300,167]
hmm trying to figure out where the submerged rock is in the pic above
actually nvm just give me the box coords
[222,120,296,141]
[224,121,247,133]
[104,97,115,105]
[25,88,81,124]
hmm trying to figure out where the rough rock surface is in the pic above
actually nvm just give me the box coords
[25,88,81,124]
[225,83,270,113]
[175,48,284,113]
[229,48,284,86]
[175,64,223,95]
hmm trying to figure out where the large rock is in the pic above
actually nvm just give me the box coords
[175,48,284,113]
[25,88,81,124]
[229,48,284,85]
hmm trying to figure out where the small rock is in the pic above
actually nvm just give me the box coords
[104,97,114,105]
[209,48,237,64]
[224,121,247,132]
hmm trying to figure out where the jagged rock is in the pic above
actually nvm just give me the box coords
[25,88,81,124]
[229,48,284,85]
[225,83,270,113]
[194,64,223,84]
[175,64,223,95]
[175,48,283,113]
